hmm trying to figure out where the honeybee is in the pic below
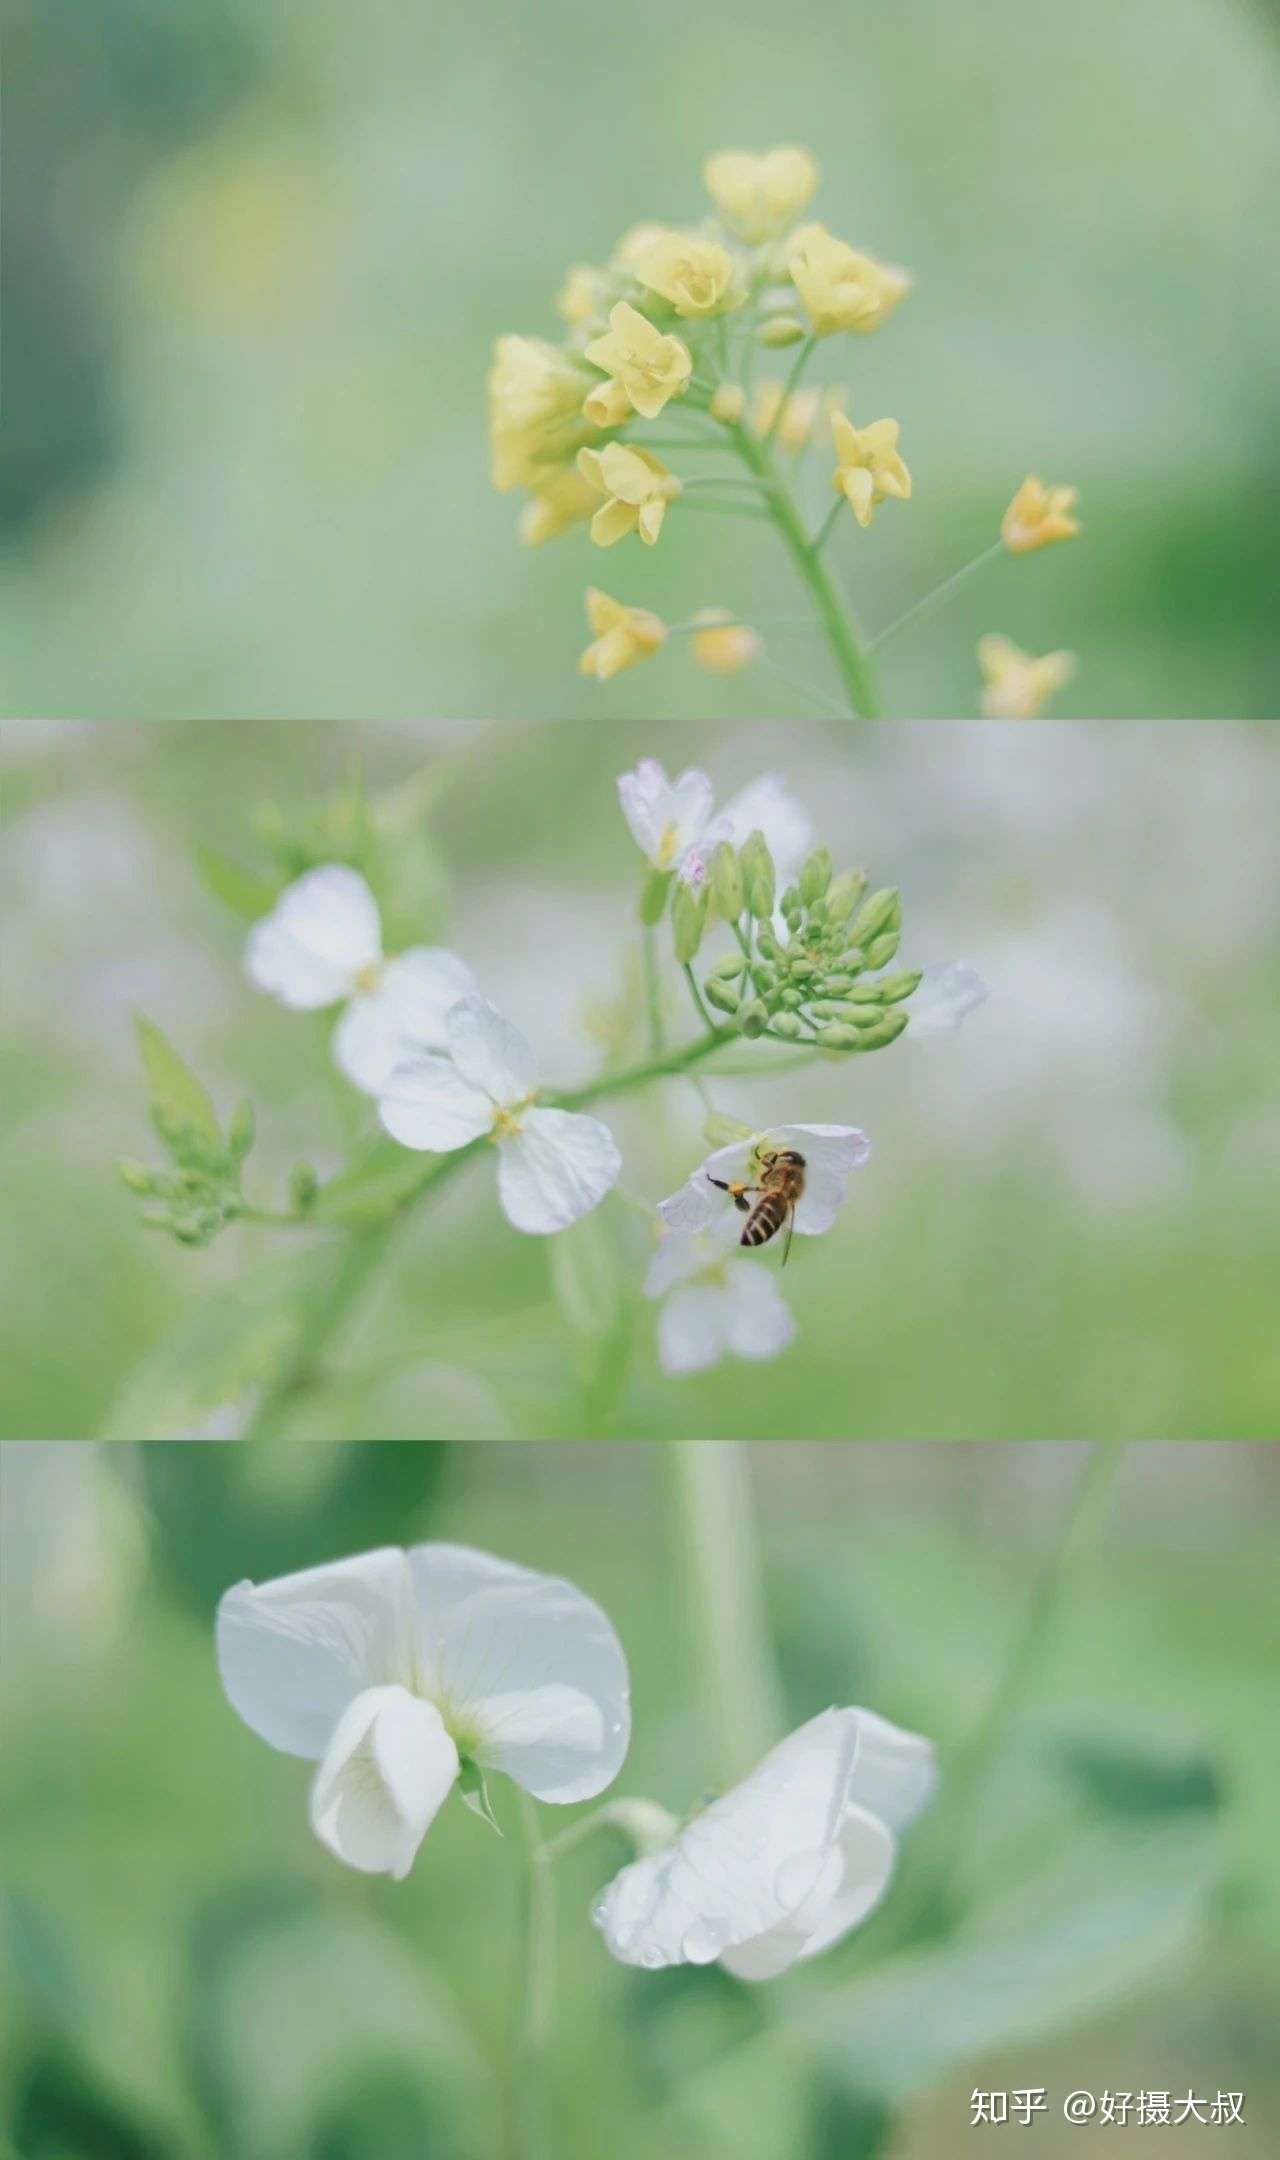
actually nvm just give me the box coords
[708,1146,806,1264]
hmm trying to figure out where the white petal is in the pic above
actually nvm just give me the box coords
[216,1547,415,1759]
[407,1543,630,1802]
[496,1108,621,1234]
[845,1707,937,1830]
[723,1262,796,1361]
[716,773,815,887]
[656,1167,729,1235]
[617,759,714,866]
[244,866,382,1009]
[309,1684,458,1879]
[446,995,537,1103]
[333,948,480,1094]
[644,1215,740,1297]
[377,1055,494,1151]
[657,1282,731,1374]
[723,1804,895,1978]
[594,1707,860,1972]
[768,1124,870,1236]
[908,961,988,1040]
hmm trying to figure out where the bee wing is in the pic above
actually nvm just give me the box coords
[779,1204,796,1268]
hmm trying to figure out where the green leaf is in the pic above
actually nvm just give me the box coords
[195,845,279,922]
[457,1760,504,1836]
[816,1819,1220,2107]
[134,1017,221,1148]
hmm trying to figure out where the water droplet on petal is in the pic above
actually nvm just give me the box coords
[591,1896,609,1927]
[640,1942,668,1969]
[681,1918,726,1965]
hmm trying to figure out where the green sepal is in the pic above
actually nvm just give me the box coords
[457,1759,504,1836]
[639,867,675,926]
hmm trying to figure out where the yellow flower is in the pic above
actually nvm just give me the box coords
[710,382,746,423]
[488,335,589,490]
[703,146,818,242]
[788,225,912,337]
[752,378,822,451]
[612,222,671,273]
[691,608,762,674]
[557,264,605,327]
[518,466,599,546]
[579,588,667,680]
[576,443,682,546]
[633,231,738,317]
[584,302,693,420]
[977,635,1076,718]
[1001,475,1081,554]
[830,412,912,526]
[582,376,633,428]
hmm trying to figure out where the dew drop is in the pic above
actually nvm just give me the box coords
[640,1943,668,1970]
[591,1896,609,1927]
[681,1918,726,1965]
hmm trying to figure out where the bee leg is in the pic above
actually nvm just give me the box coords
[708,1176,756,1214]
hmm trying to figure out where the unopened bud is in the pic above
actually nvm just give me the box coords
[875,969,923,1005]
[710,954,747,981]
[755,928,779,960]
[849,887,901,947]
[770,1011,803,1039]
[710,841,745,921]
[826,869,868,924]
[865,930,901,968]
[672,880,709,964]
[704,977,741,1015]
[850,1009,909,1051]
[710,382,746,424]
[821,972,857,994]
[816,1023,861,1048]
[739,999,768,1038]
[757,314,807,347]
[118,1158,155,1195]
[798,847,832,906]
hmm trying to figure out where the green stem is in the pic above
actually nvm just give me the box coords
[507,1791,556,2160]
[666,1440,785,1785]
[681,963,717,1034]
[763,335,817,445]
[868,539,1004,653]
[642,922,665,1054]
[730,420,882,718]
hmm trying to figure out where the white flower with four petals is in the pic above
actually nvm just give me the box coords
[245,865,479,1096]
[658,1123,870,1241]
[645,1214,796,1375]
[617,759,814,891]
[217,1543,631,1879]
[592,1705,935,1979]
[377,995,622,1235]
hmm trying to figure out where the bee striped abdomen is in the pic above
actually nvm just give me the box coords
[742,1194,789,1247]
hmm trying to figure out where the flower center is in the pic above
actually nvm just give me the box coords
[490,1095,534,1141]
[353,960,384,994]
[656,820,680,869]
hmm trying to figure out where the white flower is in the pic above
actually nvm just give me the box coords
[244,864,478,1095]
[377,994,622,1235]
[617,759,814,889]
[592,1705,934,1978]
[658,1124,870,1240]
[645,1215,795,1375]
[217,1542,631,1879]
[907,962,988,1040]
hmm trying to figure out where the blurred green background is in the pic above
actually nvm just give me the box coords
[3,717,1279,1441]
[2,0,1279,718]
[2,1439,1277,2160]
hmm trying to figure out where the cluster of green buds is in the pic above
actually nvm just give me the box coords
[117,1019,263,1247]
[672,832,921,1052]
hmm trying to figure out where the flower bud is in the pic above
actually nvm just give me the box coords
[710,382,746,423]
[850,1009,909,1050]
[672,880,709,963]
[228,1099,256,1162]
[816,1022,861,1048]
[874,968,923,1004]
[849,887,901,946]
[755,928,779,960]
[757,314,807,347]
[117,1158,155,1195]
[779,987,804,1009]
[821,972,857,994]
[704,976,741,1015]
[741,834,776,920]
[639,867,675,926]
[865,929,901,968]
[710,954,747,980]
[836,948,866,971]
[739,999,769,1037]
[826,868,868,924]
[798,847,832,905]
[770,1011,803,1039]
[711,841,745,921]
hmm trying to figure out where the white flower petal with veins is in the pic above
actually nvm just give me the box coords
[658,1123,870,1240]
[334,947,481,1094]
[378,1054,496,1151]
[245,865,383,1009]
[216,1546,415,1758]
[497,1108,622,1234]
[593,1706,933,1978]
[446,995,538,1103]
[309,1684,459,1879]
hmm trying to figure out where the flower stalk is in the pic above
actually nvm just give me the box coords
[667,1440,785,1785]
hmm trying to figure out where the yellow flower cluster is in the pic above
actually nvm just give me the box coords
[487,146,1080,697]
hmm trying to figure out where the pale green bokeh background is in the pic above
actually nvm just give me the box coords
[2,1440,1277,2160]
[2,0,1279,718]
[1,717,1277,1442]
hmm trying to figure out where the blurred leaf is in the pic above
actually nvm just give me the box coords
[184,1885,486,2160]
[815,1819,1221,2107]
[134,1017,220,1147]
[12,2048,176,2160]
[312,2066,457,2160]
[195,845,279,922]
[3,1889,84,2030]
[1052,1720,1224,1819]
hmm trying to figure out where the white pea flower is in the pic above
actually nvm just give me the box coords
[244,864,479,1095]
[645,1215,795,1375]
[907,962,988,1039]
[617,759,814,890]
[217,1542,631,1879]
[592,1706,934,1978]
[377,994,622,1235]
[658,1124,870,1242]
